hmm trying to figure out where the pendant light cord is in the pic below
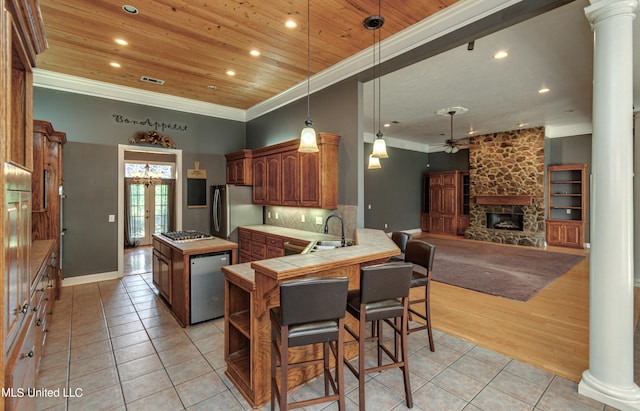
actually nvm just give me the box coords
[306,0,311,121]
[377,0,382,136]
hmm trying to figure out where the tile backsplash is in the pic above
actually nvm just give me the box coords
[264,205,357,240]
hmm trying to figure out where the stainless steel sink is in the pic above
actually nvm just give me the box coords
[307,240,355,253]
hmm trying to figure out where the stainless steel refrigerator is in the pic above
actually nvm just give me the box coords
[210,185,263,243]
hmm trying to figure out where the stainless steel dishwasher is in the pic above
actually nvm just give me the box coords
[190,252,229,324]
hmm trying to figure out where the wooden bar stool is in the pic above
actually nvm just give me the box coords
[270,277,349,411]
[344,262,413,411]
[404,239,437,351]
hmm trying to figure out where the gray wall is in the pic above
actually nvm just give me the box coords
[34,88,245,277]
[246,78,361,206]
[363,145,469,231]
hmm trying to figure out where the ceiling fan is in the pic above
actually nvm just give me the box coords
[435,107,469,153]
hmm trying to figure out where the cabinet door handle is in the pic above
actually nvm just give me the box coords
[20,303,29,314]
[25,350,34,358]
[36,318,43,327]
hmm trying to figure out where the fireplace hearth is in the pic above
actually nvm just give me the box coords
[486,213,524,231]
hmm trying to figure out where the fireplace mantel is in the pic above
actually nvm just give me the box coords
[475,195,532,206]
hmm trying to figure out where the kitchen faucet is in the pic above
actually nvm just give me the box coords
[324,214,346,247]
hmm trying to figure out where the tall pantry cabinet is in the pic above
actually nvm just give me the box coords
[421,171,469,236]
[1,1,48,410]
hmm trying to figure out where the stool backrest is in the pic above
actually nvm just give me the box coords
[359,262,412,304]
[404,240,436,273]
[391,232,412,253]
[279,277,349,326]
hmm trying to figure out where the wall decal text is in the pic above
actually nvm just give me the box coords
[112,114,188,132]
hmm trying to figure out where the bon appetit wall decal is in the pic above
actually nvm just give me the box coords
[112,114,189,132]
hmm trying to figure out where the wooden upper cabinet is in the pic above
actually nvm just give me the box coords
[299,151,320,207]
[281,151,300,206]
[249,133,340,209]
[32,120,66,214]
[252,156,267,205]
[266,154,282,204]
[225,149,252,186]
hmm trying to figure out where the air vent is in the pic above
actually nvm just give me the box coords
[140,76,164,85]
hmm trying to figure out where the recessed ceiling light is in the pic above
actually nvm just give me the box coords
[115,38,128,46]
[226,70,236,76]
[493,50,509,59]
[538,87,550,94]
[122,5,139,14]
[383,123,390,128]
[285,19,297,29]
[518,123,527,127]
[249,49,260,57]
[468,130,474,135]
[110,62,121,68]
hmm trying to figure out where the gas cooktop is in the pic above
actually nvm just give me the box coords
[161,230,214,242]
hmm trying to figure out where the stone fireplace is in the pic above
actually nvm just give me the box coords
[464,127,545,247]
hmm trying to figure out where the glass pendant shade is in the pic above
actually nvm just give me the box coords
[451,145,459,154]
[368,154,381,169]
[299,119,319,152]
[371,135,388,158]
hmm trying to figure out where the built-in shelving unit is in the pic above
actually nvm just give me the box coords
[546,164,588,248]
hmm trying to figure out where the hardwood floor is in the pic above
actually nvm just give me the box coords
[414,233,590,383]
[123,245,153,275]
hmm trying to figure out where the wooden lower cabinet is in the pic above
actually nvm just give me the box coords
[5,315,36,411]
[238,228,286,262]
[4,241,57,411]
[546,220,584,248]
[152,249,172,304]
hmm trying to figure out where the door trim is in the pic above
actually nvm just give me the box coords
[117,144,183,277]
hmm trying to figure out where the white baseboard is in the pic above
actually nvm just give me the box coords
[62,271,121,287]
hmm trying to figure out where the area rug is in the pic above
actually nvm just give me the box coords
[420,236,586,302]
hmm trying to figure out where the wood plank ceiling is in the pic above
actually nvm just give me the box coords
[36,0,458,110]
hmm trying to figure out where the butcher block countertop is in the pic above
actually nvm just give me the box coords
[152,234,238,255]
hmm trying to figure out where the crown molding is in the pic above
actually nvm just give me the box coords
[545,122,593,138]
[32,69,246,122]
[364,131,431,153]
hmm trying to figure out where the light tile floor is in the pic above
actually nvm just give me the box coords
[35,272,620,411]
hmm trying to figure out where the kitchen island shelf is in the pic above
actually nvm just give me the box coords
[228,310,251,338]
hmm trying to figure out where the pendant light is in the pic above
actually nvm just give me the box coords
[298,0,319,153]
[367,154,381,169]
[365,4,388,159]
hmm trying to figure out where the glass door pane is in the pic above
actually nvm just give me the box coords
[130,183,146,243]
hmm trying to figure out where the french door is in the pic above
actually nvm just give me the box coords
[125,162,174,246]
[129,183,170,245]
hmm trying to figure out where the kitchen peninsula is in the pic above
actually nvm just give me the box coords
[152,234,238,327]
[222,228,399,407]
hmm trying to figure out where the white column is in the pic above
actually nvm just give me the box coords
[635,112,640,286]
[579,1,640,410]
